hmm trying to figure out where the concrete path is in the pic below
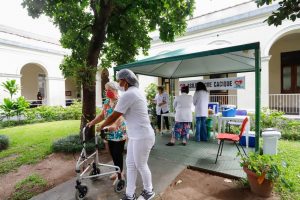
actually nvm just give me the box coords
[31,133,250,200]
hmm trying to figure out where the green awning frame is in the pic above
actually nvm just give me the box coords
[114,42,261,151]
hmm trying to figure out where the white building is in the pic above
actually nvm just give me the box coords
[135,0,300,115]
[0,0,299,114]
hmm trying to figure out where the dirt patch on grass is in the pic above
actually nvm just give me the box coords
[0,151,111,200]
[0,154,19,162]
[159,168,280,200]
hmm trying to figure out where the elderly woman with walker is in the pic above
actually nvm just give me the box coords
[88,81,127,181]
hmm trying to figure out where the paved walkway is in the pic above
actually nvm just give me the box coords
[31,133,253,200]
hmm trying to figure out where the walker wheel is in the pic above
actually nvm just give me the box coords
[89,167,101,181]
[75,184,88,200]
[114,179,126,193]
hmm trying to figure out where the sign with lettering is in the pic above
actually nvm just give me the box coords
[179,76,245,91]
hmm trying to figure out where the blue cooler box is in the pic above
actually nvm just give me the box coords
[222,108,236,117]
[239,132,255,147]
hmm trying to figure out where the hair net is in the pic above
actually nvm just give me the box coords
[105,81,119,91]
[117,69,139,88]
[181,85,189,94]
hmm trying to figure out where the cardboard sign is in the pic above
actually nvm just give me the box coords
[179,76,245,91]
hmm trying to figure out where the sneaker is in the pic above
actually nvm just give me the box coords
[120,193,136,200]
[137,189,155,200]
[166,142,175,146]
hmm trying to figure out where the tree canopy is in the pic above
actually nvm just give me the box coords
[256,0,300,26]
[22,0,195,138]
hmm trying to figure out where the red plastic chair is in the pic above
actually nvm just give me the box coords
[215,117,248,164]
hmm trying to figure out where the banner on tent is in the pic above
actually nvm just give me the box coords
[179,76,245,91]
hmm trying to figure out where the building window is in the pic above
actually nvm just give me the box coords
[281,51,300,93]
[209,74,228,95]
[209,73,228,105]
[38,74,46,98]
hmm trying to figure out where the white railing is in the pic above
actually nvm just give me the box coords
[209,95,237,107]
[269,94,300,115]
[27,99,47,107]
[66,98,81,106]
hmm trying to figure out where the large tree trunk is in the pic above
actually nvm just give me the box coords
[80,0,114,140]
[81,82,96,140]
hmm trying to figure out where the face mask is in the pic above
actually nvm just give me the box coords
[106,90,116,99]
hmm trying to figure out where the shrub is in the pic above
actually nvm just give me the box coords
[0,135,9,150]
[249,108,300,141]
[35,106,63,121]
[260,108,286,130]
[281,120,300,140]
[0,102,83,128]
[63,101,82,120]
[52,134,104,153]
[144,83,157,125]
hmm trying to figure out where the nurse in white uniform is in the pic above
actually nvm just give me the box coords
[98,69,155,200]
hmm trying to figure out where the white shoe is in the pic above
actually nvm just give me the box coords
[137,189,155,200]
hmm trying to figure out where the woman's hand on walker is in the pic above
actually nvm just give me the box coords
[87,121,93,128]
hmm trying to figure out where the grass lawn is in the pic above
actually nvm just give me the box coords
[276,140,300,200]
[0,120,80,174]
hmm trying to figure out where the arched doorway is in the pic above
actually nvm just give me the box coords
[269,32,300,114]
[20,63,48,106]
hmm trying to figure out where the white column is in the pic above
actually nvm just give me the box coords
[261,56,271,108]
[236,56,270,111]
[46,77,65,106]
[237,72,255,110]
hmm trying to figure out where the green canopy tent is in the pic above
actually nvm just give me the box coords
[114,42,261,151]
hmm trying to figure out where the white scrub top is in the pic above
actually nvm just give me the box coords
[114,86,155,140]
[154,92,169,115]
[193,90,209,117]
[173,93,193,122]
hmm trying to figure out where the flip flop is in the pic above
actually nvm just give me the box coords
[166,142,175,146]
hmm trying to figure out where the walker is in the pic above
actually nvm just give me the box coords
[75,126,126,200]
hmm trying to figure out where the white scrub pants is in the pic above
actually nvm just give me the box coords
[126,136,155,196]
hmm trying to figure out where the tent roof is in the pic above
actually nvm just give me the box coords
[114,42,260,78]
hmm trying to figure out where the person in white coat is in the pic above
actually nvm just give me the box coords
[166,85,193,146]
[193,82,209,141]
[154,86,170,132]
[98,69,155,200]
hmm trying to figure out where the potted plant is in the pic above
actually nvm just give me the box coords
[238,152,290,197]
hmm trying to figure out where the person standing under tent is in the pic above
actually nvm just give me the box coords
[154,86,170,133]
[193,82,209,141]
[166,85,193,146]
[98,69,155,200]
